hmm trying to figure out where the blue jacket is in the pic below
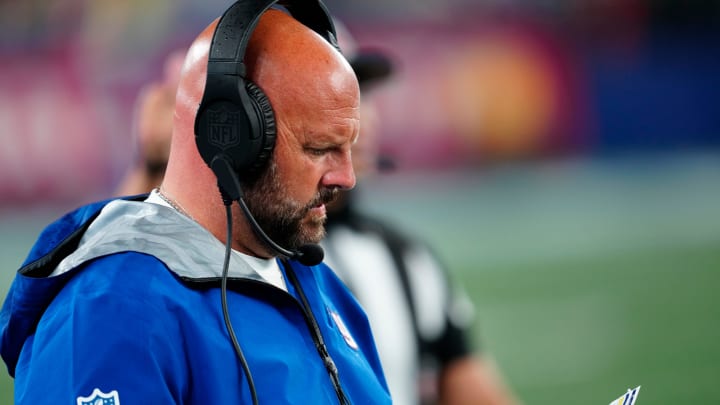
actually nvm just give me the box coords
[0,198,390,404]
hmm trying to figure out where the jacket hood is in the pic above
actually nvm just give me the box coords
[0,196,268,377]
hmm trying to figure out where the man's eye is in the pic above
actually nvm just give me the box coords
[306,147,327,156]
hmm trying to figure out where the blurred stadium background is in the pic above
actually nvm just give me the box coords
[1,0,719,403]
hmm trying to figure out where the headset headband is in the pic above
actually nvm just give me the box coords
[207,0,338,77]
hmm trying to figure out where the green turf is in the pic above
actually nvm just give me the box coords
[463,241,720,404]
[0,375,10,403]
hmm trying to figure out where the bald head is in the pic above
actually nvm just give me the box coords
[171,9,354,139]
[161,8,360,257]
[167,8,356,177]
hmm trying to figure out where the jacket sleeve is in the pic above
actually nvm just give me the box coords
[13,254,187,404]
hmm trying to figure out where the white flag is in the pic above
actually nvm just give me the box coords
[608,385,641,405]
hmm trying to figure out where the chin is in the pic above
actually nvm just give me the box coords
[301,224,326,245]
[297,212,326,243]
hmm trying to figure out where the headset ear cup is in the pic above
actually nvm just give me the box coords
[245,81,276,173]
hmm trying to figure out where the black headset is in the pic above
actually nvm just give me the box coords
[194,0,339,200]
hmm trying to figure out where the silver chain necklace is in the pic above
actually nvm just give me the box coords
[155,187,196,222]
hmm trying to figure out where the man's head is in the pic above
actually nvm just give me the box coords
[162,7,360,257]
[132,49,185,175]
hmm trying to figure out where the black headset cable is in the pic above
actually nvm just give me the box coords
[220,198,259,405]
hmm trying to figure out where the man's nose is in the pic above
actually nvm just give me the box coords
[322,151,356,191]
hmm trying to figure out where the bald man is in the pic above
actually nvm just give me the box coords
[0,6,391,405]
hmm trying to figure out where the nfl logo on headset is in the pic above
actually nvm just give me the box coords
[207,106,241,149]
[76,388,120,405]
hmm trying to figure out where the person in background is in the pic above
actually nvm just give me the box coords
[115,49,184,196]
[112,14,520,405]
[0,6,390,403]
[323,21,522,405]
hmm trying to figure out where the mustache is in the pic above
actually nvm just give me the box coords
[304,187,339,212]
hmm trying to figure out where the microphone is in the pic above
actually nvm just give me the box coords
[212,155,325,266]
[294,243,325,266]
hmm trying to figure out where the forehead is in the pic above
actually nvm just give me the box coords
[296,104,360,143]
[260,54,360,144]
[273,78,359,143]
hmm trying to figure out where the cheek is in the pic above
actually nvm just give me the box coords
[273,146,321,200]
[289,160,323,193]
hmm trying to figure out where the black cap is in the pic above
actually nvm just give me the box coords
[350,50,394,88]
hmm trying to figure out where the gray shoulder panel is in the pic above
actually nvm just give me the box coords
[53,200,262,282]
